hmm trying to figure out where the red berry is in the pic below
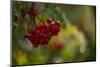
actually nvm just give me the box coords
[27,8,38,18]
[43,34,49,44]
[55,20,60,27]
[47,17,53,24]
[27,10,33,17]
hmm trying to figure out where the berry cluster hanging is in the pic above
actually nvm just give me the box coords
[26,18,61,47]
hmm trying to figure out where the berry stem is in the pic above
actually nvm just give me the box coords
[32,17,36,25]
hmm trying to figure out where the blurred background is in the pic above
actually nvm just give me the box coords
[12,1,96,65]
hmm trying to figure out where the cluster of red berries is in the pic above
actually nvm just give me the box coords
[26,18,60,47]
